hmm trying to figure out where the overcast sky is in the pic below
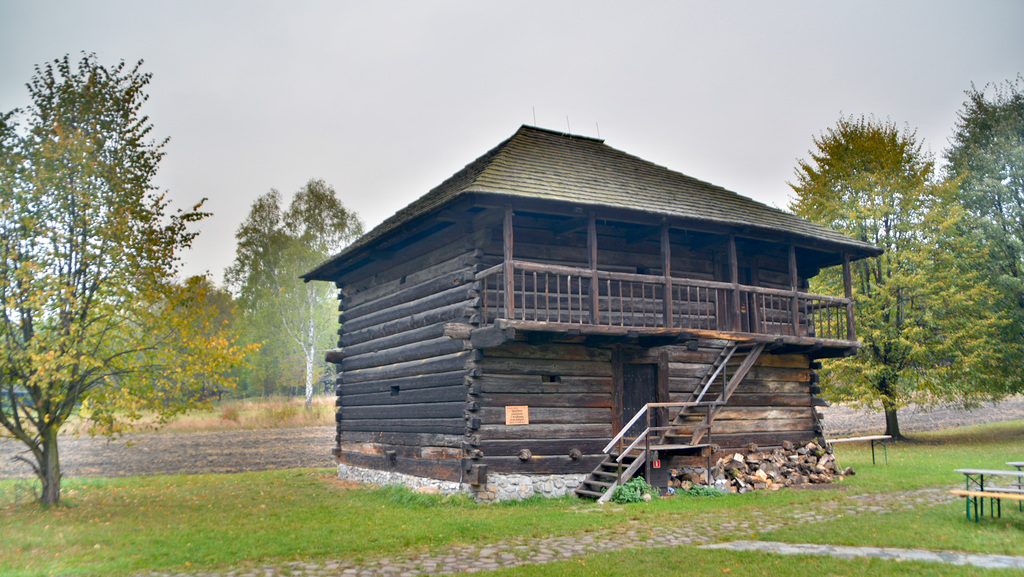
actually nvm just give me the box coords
[2,1,1022,282]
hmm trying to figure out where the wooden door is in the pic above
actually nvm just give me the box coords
[621,364,658,438]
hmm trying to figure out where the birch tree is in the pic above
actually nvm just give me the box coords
[226,180,362,408]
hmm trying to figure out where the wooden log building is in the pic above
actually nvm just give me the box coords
[302,126,881,500]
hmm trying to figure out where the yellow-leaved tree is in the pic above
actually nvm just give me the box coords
[0,54,253,505]
[790,116,1012,438]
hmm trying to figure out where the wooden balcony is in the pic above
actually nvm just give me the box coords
[476,260,859,351]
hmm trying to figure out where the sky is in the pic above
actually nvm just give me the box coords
[2,1,1022,282]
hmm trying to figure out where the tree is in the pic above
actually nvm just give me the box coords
[226,179,362,408]
[790,116,1010,438]
[0,54,250,505]
[945,76,1024,390]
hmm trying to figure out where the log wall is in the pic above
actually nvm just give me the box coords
[478,212,808,290]
[632,341,821,449]
[330,225,487,482]
[466,340,614,475]
[465,337,821,476]
[329,205,824,483]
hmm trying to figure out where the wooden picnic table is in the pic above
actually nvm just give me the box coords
[954,468,1024,518]
[827,434,891,464]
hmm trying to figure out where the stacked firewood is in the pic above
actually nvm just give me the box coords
[668,441,855,494]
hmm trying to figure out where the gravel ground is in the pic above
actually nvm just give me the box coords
[2,396,1022,480]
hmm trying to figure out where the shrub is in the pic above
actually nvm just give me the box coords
[610,477,656,504]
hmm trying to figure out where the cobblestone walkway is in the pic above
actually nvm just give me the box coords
[703,541,1024,571]
[142,487,1012,577]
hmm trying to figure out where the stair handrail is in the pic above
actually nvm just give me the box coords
[615,428,651,463]
[693,346,736,405]
[604,401,724,455]
[603,405,650,454]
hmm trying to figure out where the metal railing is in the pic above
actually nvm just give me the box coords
[478,260,855,341]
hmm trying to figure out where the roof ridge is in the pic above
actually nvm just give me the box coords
[515,124,605,143]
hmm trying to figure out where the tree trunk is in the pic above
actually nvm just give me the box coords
[39,426,61,505]
[304,317,314,411]
[882,401,903,440]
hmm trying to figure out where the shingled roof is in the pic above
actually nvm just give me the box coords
[306,125,880,280]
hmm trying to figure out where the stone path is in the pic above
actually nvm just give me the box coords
[138,486,1024,577]
[703,541,1024,571]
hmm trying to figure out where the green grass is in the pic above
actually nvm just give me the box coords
[823,420,1024,492]
[758,498,1024,556]
[2,419,1022,577]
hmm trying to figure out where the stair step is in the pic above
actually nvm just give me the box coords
[585,480,615,488]
[652,443,710,451]
[574,488,605,498]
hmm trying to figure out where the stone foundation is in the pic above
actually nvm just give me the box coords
[336,464,585,503]
[470,472,587,502]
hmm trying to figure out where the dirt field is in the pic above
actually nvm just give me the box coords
[2,396,1022,480]
[0,426,337,480]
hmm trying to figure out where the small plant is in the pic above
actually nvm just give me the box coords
[679,485,726,497]
[610,476,657,504]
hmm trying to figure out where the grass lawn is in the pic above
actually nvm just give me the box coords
[2,419,1022,577]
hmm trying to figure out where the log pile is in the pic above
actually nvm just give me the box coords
[668,441,855,494]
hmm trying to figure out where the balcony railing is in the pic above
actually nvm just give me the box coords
[477,260,856,342]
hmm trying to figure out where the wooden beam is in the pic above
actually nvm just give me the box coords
[589,212,599,324]
[729,233,741,332]
[658,350,671,427]
[789,243,800,337]
[503,206,515,320]
[661,223,674,329]
[552,217,589,242]
[843,253,856,341]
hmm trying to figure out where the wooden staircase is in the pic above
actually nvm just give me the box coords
[572,449,646,501]
[575,341,766,501]
[663,341,766,447]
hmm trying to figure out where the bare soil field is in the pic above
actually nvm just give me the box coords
[2,396,1022,479]
[0,426,336,479]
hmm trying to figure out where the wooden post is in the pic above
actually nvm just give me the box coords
[661,223,673,329]
[789,243,800,336]
[657,350,670,429]
[503,206,515,320]
[729,234,741,332]
[588,212,599,324]
[843,253,856,341]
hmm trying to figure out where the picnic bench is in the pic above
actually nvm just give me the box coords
[952,468,1024,521]
[1006,461,1024,511]
[826,435,891,464]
